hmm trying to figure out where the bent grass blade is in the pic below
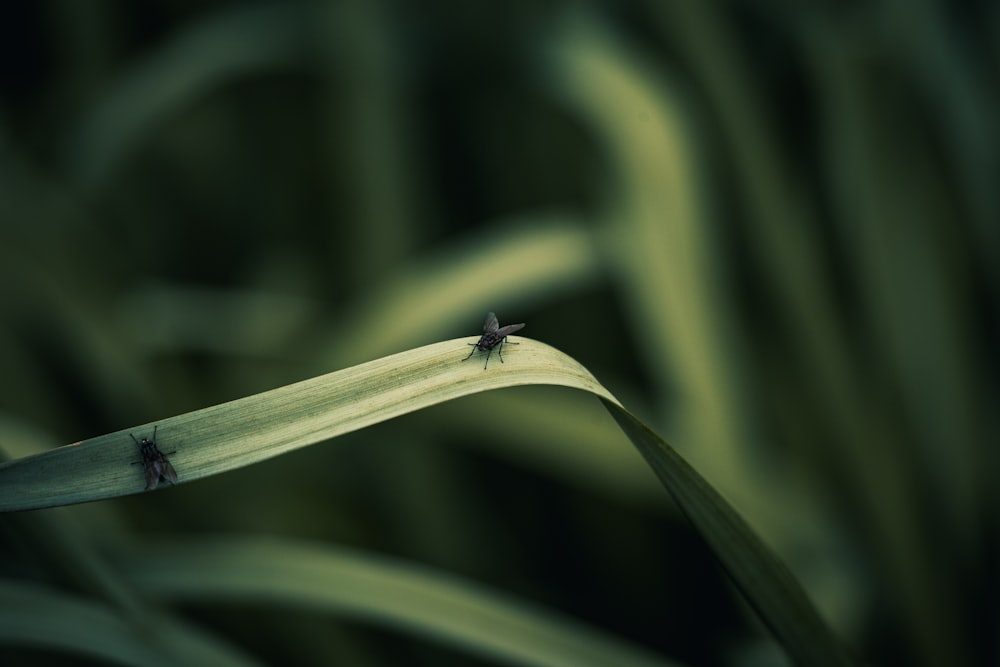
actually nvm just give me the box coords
[0,337,853,666]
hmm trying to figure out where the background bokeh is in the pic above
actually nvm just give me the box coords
[0,1,996,665]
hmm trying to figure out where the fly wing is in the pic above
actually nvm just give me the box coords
[483,312,499,333]
[158,454,178,484]
[144,461,161,490]
[496,323,525,337]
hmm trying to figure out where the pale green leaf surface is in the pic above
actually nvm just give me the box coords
[0,338,852,666]
[0,337,607,511]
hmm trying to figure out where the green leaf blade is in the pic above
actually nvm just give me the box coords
[0,339,853,666]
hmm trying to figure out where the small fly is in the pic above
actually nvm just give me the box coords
[130,425,177,491]
[462,312,525,369]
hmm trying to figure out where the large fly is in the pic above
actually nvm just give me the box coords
[130,425,177,491]
[462,312,525,370]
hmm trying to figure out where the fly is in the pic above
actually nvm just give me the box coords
[462,312,525,369]
[130,425,177,491]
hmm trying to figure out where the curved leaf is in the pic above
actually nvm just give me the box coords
[0,338,853,665]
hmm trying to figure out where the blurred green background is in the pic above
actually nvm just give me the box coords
[0,1,995,665]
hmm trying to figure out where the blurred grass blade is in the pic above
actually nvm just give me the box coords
[0,580,264,667]
[110,536,682,667]
[64,4,312,193]
[307,219,600,365]
[0,338,852,665]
